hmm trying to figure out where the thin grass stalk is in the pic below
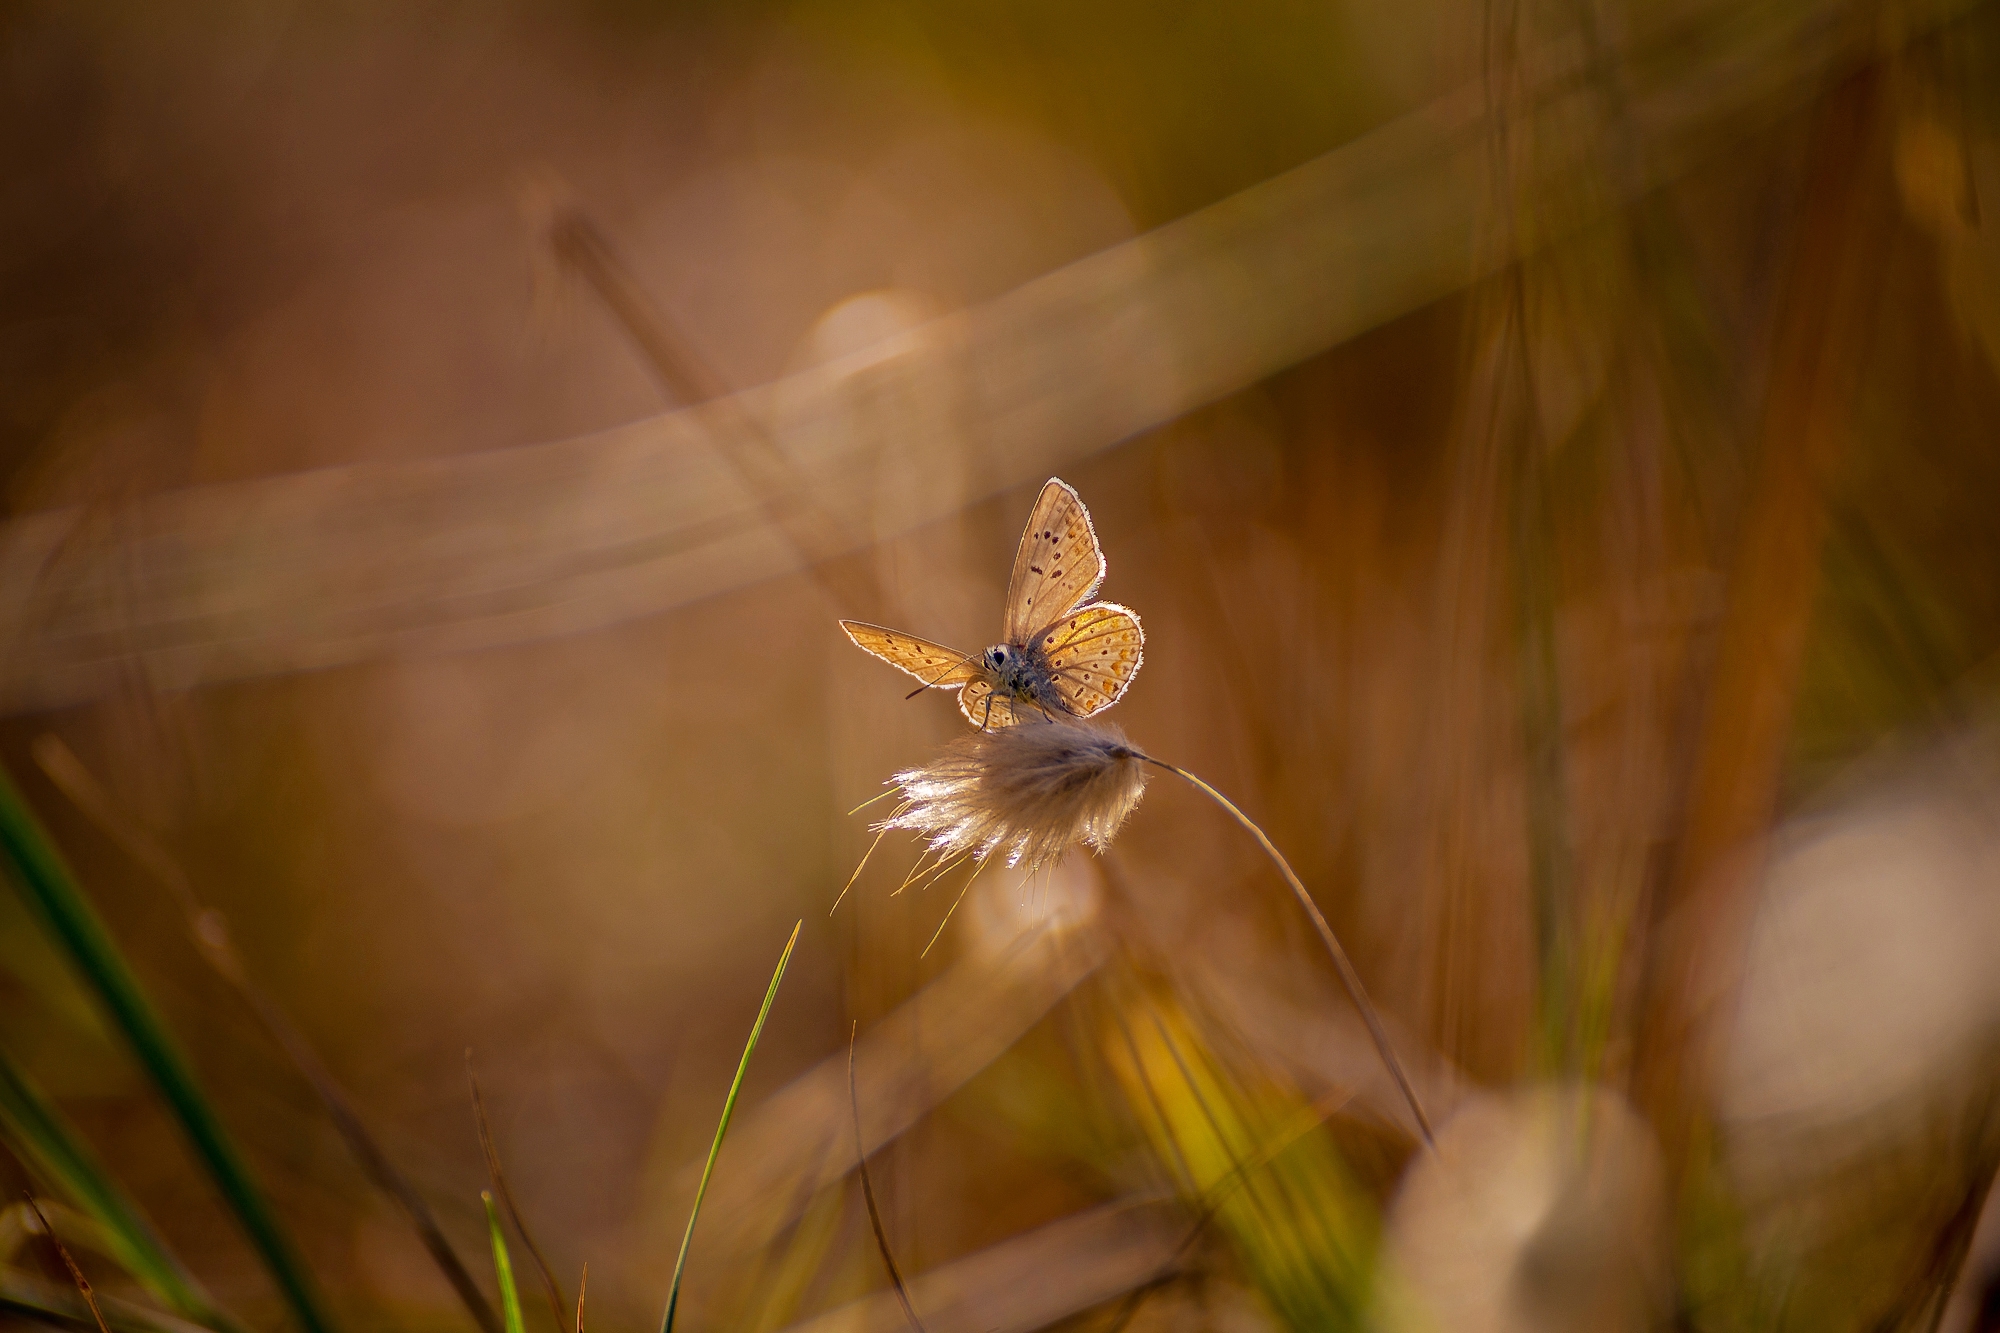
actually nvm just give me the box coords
[660,920,801,1333]
[0,763,337,1333]
[469,1056,565,1328]
[542,203,885,618]
[482,1193,526,1333]
[0,1045,237,1331]
[849,1024,927,1333]
[25,1193,110,1333]
[0,1268,222,1333]
[32,736,499,1333]
[1138,757,1437,1150]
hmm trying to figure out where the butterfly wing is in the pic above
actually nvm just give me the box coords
[1037,602,1144,717]
[1004,479,1106,643]
[958,676,1031,730]
[841,621,981,690]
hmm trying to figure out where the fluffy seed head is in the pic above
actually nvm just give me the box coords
[880,720,1150,872]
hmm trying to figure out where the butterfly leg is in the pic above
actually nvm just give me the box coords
[980,692,996,732]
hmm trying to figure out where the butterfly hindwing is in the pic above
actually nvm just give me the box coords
[958,676,1031,730]
[841,621,981,689]
[1038,602,1144,718]
[1004,479,1106,643]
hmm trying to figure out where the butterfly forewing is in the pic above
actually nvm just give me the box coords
[1004,479,1106,643]
[841,621,981,689]
[1040,603,1144,718]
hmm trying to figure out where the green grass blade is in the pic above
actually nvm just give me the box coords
[0,763,337,1333]
[0,1044,243,1331]
[659,920,801,1333]
[481,1193,525,1333]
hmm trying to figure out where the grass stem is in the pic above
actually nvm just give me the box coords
[849,1024,927,1333]
[660,920,801,1333]
[24,1192,110,1333]
[1139,757,1437,1151]
[482,1193,525,1333]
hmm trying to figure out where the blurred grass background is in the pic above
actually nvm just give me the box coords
[2,0,2000,1330]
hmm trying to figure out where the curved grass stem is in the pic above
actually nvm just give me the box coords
[1138,756,1437,1151]
[660,920,801,1333]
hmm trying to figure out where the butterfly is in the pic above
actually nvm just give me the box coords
[842,478,1145,729]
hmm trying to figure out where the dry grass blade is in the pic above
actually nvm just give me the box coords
[1632,65,1897,1172]
[540,198,886,618]
[24,1193,109,1333]
[848,1024,927,1333]
[468,1054,566,1328]
[32,735,501,1333]
[575,1263,586,1333]
[0,1266,221,1333]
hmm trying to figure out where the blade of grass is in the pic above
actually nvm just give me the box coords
[660,920,801,1333]
[33,735,497,1333]
[0,1046,239,1331]
[468,1055,564,1328]
[482,1193,525,1333]
[0,762,337,1333]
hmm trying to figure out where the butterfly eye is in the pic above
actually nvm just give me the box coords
[987,646,1007,667]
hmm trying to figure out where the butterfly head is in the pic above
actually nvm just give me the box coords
[984,644,1012,670]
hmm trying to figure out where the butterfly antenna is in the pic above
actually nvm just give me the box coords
[906,650,983,699]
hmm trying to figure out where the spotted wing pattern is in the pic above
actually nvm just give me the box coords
[841,621,981,690]
[958,676,1033,730]
[1004,479,1106,643]
[1038,603,1144,718]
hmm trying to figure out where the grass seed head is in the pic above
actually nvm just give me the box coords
[880,720,1149,872]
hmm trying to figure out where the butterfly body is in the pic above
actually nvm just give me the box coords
[843,479,1144,730]
[972,641,1065,724]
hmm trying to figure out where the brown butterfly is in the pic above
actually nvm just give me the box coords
[843,478,1145,729]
